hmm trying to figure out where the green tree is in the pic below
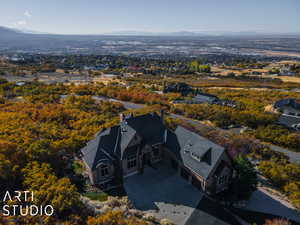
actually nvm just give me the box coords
[198,65,211,73]
[233,155,258,200]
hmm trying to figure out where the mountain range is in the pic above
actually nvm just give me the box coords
[1,26,300,55]
[2,26,300,37]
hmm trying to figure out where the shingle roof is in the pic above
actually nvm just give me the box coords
[166,126,225,179]
[81,113,225,180]
[81,126,119,169]
[278,115,300,128]
[125,113,166,146]
[81,112,166,167]
[274,98,300,110]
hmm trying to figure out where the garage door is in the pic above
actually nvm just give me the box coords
[192,176,203,190]
[180,168,190,180]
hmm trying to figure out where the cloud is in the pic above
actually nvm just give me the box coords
[24,11,32,18]
[12,20,27,27]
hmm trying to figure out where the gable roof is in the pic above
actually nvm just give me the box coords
[81,113,227,180]
[166,126,225,179]
[125,113,166,146]
[81,112,166,168]
[81,126,119,170]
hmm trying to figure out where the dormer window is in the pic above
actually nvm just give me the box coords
[190,151,201,162]
[184,150,190,154]
[184,141,192,154]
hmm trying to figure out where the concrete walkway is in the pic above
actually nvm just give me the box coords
[124,163,203,225]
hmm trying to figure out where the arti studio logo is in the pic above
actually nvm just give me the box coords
[1,191,54,216]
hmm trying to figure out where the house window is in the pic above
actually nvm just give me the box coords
[218,175,227,185]
[127,154,137,169]
[100,165,109,177]
[190,151,201,162]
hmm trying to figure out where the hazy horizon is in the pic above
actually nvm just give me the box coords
[1,0,300,35]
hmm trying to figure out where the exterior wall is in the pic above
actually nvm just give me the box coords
[215,165,232,193]
[87,167,95,185]
[150,144,163,163]
[122,152,139,176]
[163,146,233,195]
[205,151,233,194]
[92,163,115,185]
[122,135,142,177]
[122,144,163,177]
[82,160,96,185]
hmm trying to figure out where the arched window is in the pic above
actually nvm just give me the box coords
[100,164,109,177]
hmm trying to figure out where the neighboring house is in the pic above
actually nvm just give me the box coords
[172,93,218,104]
[274,98,300,117]
[279,66,296,76]
[80,111,233,194]
[172,93,236,108]
[163,82,193,96]
[274,99,300,130]
[192,93,219,104]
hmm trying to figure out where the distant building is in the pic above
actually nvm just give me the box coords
[193,93,219,104]
[163,82,193,96]
[172,93,236,107]
[16,81,26,86]
[80,112,233,194]
[274,99,300,117]
[279,66,296,76]
[274,99,300,130]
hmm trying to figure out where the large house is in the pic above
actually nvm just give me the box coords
[80,111,233,194]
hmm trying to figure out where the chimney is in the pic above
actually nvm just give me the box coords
[160,109,164,124]
[120,113,125,122]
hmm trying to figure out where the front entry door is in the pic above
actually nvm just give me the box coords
[142,152,151,166]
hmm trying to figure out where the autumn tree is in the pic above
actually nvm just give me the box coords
[22,161,81,217]
[263,218,291,225]
[87,210,148,225]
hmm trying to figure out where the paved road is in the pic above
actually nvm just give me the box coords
[245,187,300,223]
[267,144,300,165]
[92,96,145,109]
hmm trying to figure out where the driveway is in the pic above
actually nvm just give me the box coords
[124,163,203,225]
[245,187,300,223]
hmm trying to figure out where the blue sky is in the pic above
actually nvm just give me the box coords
[1,0,300,34]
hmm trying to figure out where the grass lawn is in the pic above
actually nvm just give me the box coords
[83,192,108,202]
